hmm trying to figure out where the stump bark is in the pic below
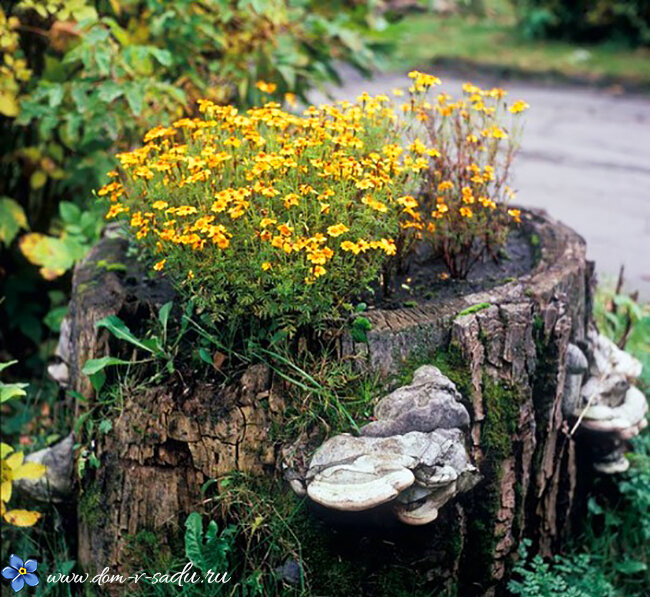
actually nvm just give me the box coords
[63,209,593,595]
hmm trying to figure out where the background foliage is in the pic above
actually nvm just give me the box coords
[0,0,386,375]
[511,0,650,46]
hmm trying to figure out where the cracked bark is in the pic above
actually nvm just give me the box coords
[65,238,279,577]
[340,209,592,594]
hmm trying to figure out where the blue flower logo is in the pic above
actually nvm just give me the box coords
[2,555,39,592]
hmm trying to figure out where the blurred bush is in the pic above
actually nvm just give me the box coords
[0,0,385,370]
[512,0,650,46]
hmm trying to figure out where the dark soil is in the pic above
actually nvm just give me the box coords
[372,220,536,310]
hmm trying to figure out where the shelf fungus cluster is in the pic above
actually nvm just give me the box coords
[566,328,648,473]
[295,365,479,525]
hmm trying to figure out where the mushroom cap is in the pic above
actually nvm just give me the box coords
[566,343,588,374]
[307,465,415,511]
[394,482,458,526]
[582,386,648,433]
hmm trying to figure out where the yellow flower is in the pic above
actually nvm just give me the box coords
[326,224,349,237]
[261,262,272,271]
[460,207,473,218]
[437,180,454,192]
[391,88,404,97]
[153,259,166,271]
[508,208,522,223]
[260,218,277,228]
[256,80,277,94]
[284,92,297,107]
[277,223,294,237]
[509,100,530,114]
[152,200,168,210]
[283,193,300,209]
[340,241,360,255]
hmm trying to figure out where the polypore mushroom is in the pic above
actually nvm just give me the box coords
[360,365,470,437]
[572,330,648,473]
[298,366,479,523]
[562,343,588,417]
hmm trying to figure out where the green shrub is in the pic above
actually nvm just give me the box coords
[511,0,650,46]
[0,0,385,363]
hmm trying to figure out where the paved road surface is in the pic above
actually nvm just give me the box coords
[309,68,650,299]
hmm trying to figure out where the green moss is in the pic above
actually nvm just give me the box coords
[124,528,175,572]
[480,374,522,460]
[457,302,491,317]
[96,259,128,272]
[78,482,103,526]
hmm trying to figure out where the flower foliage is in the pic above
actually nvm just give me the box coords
[101,93,420,332]
[402,73,528,278]
[100,72,529,332]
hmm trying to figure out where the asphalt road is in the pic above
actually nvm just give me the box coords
[309,68,650,300]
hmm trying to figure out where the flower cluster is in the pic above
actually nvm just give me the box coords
[99,71,529,329]
[99,92,421,330]
[396,78,529,278]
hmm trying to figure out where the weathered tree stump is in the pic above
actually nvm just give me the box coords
[60,209,598,595]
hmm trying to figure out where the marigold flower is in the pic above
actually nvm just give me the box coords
[509,100,530,114]
[153,259,166,271]
[256,81,277,94]
[326,224,349,237]
[508,208,522,223]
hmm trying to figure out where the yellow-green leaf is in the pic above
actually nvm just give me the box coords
[18,232,77,280]
[13,461,47,480]
[3,509,42,527]
[0,197,28,246]
[1,480,11,504]
[0,92,19,117]
[5,451,24,470]
[0,443,13,459]
[30,170,48,190]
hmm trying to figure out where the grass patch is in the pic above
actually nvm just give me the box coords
[378,1,650,90]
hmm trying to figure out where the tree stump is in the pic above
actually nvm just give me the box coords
[61,209,594,595]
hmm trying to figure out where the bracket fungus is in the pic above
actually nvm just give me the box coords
[570,329,648,473]
[300,366,479,524]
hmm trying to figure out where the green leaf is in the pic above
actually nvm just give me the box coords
[43,306,67,332]
[615,560,647,575]
[82,356,133,375]
[350,316,372,343]
[198,348,213,365]
[59,201,82,224]
[125,82,145,116]
[0,198,28,246]
[97,81,124,103]
[1,383,29,403]
[158,302,173,334]
[184,512,206,571]
[89,370,106,392]
[98,419,113,434]
[0,360,18,374]
[148,47,173,67]
[95,315,157,354]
